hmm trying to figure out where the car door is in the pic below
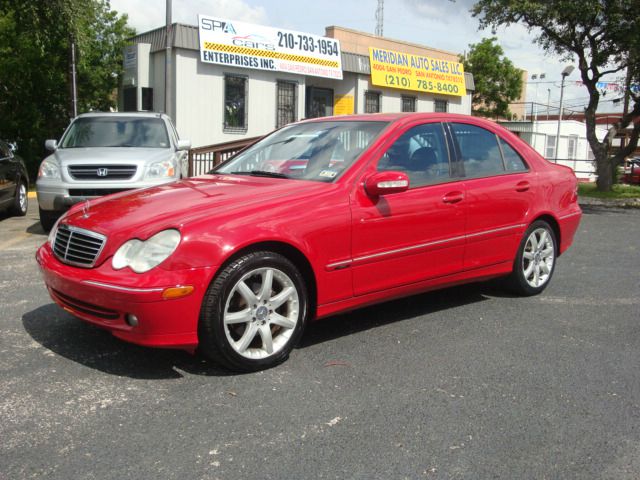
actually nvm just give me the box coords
[350,121,466,296]
[448,122,535,269]
[167,119,189,177]
[0,142,15,207]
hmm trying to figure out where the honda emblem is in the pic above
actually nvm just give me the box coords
[96,168,109,177]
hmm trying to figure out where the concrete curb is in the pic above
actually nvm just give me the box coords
[28,191,37,199]
[579,196,640,209]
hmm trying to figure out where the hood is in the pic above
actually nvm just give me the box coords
[48,147,173,165]
[63,174,330,244]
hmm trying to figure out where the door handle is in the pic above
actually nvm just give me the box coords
[515,181,530,192]
[442,191,464,204]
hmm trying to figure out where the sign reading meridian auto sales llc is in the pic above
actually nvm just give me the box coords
[369,47,466,97]
[198,15,343,80]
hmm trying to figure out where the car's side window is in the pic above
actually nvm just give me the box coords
[377,122,451,188]
[451,123,505,178]
[499,137,529,172]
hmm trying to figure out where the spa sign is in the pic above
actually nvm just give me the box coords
[369,47,466,97]
[198,15,343,79]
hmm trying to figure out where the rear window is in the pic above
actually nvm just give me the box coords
[60,117,170,148]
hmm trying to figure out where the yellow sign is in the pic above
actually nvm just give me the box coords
[369,47,466,97]
[334,95,354,115]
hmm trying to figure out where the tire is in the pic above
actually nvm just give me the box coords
[506,220,557,296]
[199,251,309,372]
[9,181,28,217]
[39,207,61,232]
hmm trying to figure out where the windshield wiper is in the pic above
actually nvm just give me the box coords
[228,170,289,179]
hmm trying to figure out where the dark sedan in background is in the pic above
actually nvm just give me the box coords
[0,140,29,217]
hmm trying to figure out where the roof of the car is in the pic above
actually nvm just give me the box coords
[301,112,490,124]
[75,112,167,119]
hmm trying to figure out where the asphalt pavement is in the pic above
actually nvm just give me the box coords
[1,202,639,479]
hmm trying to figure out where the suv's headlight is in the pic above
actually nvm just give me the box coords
[38,159,60,179]
[146,159,176,179]
[112,229,181,273]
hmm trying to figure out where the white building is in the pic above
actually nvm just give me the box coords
[119,22,474,149]
[500,119,607,181]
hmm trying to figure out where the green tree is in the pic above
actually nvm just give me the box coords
[471,0,640,192]
[461,37,523,118]
[0,0,134,178]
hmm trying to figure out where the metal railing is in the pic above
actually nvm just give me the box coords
[188,136,263,176]
[546,157,595,179]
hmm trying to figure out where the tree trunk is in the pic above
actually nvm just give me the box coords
[595,154,613,191]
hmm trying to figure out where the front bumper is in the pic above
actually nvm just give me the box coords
[36,178,177,212]
[36,243,216,349]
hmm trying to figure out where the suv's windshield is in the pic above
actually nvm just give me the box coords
[60,117,170,148]
[214,121,388,182]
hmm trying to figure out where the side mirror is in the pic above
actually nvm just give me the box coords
[177,139,191,151]
[45,139,58,151]
[364,171,410,197]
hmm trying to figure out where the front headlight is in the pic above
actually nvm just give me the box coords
[112,229,181,273]
[38,159,60,179]
[146,159,176,179]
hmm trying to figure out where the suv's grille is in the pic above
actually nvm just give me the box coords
[53,225,106,268]
[68,165,137,180]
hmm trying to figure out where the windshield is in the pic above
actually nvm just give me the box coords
[214,121,388,182]
[60,117,170,148]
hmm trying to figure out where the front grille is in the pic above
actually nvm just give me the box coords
[53,224,106,268]
[68,165,137,180]
[68,188,131,197]
[51,288,119,320]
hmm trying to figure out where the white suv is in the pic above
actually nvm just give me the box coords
[36,112,190,230]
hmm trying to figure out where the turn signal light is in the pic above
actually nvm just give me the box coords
[162,285,194,300]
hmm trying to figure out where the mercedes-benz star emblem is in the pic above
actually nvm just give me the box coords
[82,200,90,219]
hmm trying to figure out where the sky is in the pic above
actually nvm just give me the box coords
[109,0,626,114]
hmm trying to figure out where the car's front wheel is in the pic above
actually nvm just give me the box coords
[39,208,60,232]
[199,251,308,372]
[507,220,557,296]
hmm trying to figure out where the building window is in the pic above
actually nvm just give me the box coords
[567,135,578,160]
[123,87,136,112]
[224,75,247,131]
[276,81,297,128]
[401,95,416,112]
[141,87,153,111]
[365,91,380,113]
[305,87,333,118]
[545,135,557,159]
[434,99,448,113]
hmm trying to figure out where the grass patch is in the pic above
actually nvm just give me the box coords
[578,182,640,199]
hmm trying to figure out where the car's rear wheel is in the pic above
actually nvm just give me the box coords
[9,181,28,217]
[199,251,308,372]
[39,207,60,232]
[507,220,557,296]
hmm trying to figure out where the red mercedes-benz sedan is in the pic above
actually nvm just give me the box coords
[37,113,582,371]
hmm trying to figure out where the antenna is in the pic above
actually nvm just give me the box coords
[375,0,384,36]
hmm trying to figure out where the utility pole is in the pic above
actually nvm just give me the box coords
[375,0,384,36]
[70,40,78,118]
[165,0,173,119]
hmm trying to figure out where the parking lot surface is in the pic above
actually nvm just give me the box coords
[1,204,639,479]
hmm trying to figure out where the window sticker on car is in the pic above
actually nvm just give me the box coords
[319,170,338,178]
